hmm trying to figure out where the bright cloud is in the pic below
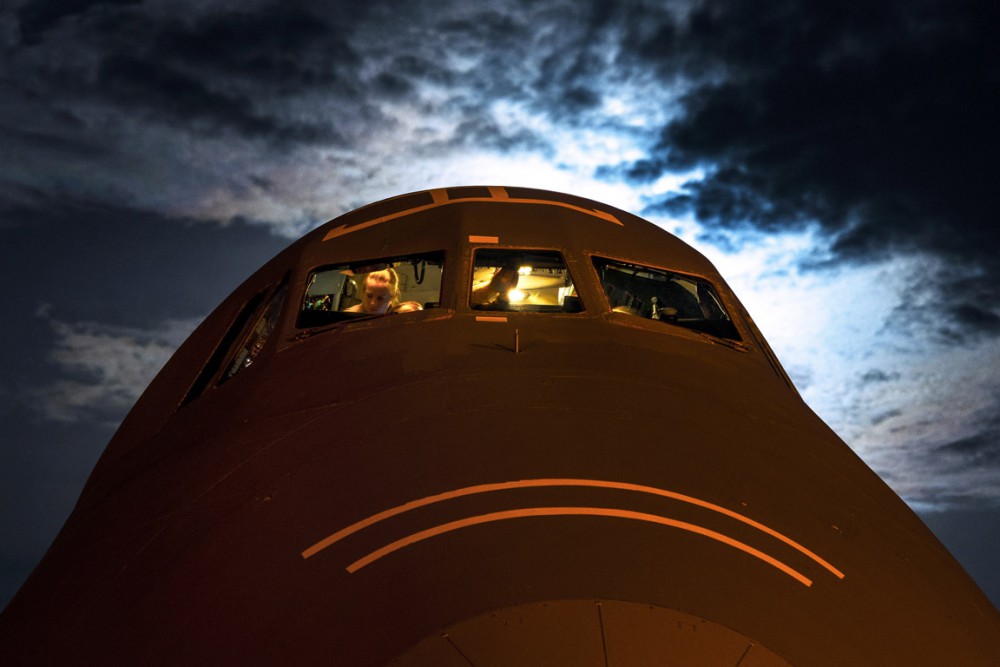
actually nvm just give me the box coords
[676,228,1000,508]
[33,309,199,426]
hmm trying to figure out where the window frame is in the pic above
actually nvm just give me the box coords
[296,251,446,330]
[590,255,742,342]
[468,247,585,314]
[180,273,289,407]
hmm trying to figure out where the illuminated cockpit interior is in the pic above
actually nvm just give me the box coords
[288,245,738,341]
[179,186,768,408]
[297,252,444,328]
[470,249,581,313]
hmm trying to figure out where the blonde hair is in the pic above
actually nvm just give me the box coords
[364,268,401,306]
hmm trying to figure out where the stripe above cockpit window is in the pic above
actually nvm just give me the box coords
[321,186,624,242]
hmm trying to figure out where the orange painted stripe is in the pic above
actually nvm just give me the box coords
[346,506,813,587]
[322,193,622,241]
[300,478,843,580]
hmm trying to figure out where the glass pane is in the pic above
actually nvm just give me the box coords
[297,252,444,328]
[222,281,287,381]
[470,249,582,313]
[592,257,740,341]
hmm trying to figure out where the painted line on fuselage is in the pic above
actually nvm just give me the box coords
[300,478,844,580]
[344,506,813,587]
[322,188,623,242]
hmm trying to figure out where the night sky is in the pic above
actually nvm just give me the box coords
[2,0,999,611]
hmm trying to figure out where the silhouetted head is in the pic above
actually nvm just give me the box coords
[489,264,520,295]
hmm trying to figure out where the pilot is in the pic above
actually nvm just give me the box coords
[346,268,400,315]
[471,262,520,308]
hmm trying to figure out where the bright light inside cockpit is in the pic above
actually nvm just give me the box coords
[471,249,580,313]
[507,289,526,303]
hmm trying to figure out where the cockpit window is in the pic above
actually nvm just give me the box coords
[471,249,582,313]
[222,280,288,381]
[592,257,741,341]
[180,274,289,406]
[297,252,443,328]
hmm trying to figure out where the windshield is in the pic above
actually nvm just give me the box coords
[592,257,740,341]
[298,252,444,328]
[470,249,582,313]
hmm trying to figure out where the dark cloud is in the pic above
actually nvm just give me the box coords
[890,261,1000,346]
[1,121,110,159]
[425,4,626,124]
[951,304,1000,334]
[935,401,1000,466]
[92,4,361,144]
[598,0,1000,340]
[371,70,414,99]
[861,369,900,384]
[390,54,457,87]
[8,2,368,148]
[939,433,1000,467]
[870,408,901,426]
[644,166,818,233]
[95,54,341,144]
[437,9,529,59]
[445,114,552,154]
[905,396,1000,496]
[146,5,361,93]
[611,1,1000,261]
[0,190,288,330]
[16,0,140,45]
[532,44,605,119]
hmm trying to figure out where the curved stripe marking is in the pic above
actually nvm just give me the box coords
[300,478,843,580]
[346,506,813,587]
[322,188,622,241]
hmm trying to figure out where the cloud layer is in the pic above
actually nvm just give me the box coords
[32,309,197,424]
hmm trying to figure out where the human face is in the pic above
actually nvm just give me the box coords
[362,283,392,314]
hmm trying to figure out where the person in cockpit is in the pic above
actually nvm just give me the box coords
[471,262,520,308]
[346,268,400,316]
[345,267,423,315]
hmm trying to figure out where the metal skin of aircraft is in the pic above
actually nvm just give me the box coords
[2,186,998,665]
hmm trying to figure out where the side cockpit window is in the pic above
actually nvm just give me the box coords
[592,257,741,341]
[222,280,287,381]
[297,252,443,328]
[470,249,582,313]
[181,275,288,407]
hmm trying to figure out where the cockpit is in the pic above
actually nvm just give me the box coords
[291,247,736,335]
[297,252,446,328]
[178,186,793,408]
